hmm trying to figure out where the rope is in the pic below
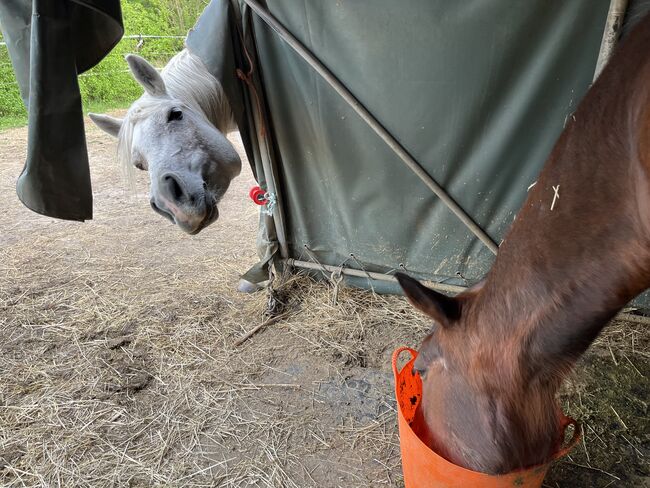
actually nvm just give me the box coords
[330,267,343,304]
[303,245,347,303]
[349,253,375,293]
[302,244,329,276]
[234,23,267,137]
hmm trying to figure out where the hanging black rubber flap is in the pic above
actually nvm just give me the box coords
[0,0,123,221]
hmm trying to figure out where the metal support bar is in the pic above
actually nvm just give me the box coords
[250,100,290,259]
[241,0,499,255]
[286,258,467,295]
[618,312,650,325]
[593,0,628,80]
[235,5,291,260]
[288,258,650,322]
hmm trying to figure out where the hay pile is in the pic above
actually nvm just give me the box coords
[0,121,647,487]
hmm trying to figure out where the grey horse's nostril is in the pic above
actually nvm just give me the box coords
[162,173,185,202]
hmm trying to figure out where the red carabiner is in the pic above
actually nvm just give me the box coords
[249,186,268,206]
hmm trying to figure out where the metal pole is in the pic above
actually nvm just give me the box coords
[286,258,467,294]
[249,98,290,259]
[288,258,650,321]
[241,0,499,255]
[593,0,629,80]
[234,5,291,260]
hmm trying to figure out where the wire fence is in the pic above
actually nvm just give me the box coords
[121,34,186,40]
[0,34,185,47]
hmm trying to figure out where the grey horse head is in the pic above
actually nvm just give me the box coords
[89,53,241,234]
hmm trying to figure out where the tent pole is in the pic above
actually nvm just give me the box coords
[593,0,628,80]
[286,258,467,294]
[235,5,290,260]
[241,0,499,255]
[250,103,290,259]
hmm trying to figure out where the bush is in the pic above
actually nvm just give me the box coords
[0,46,26,119]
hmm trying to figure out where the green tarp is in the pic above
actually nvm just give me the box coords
[251,0,611,288]
[3,0,650,305]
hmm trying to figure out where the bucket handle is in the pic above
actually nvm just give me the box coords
[552,416,581,460]
[392,347,418,378]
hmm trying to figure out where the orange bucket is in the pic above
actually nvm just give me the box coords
[392,347,581,488]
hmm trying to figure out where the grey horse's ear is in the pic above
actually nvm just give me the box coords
[125,54,167,97]
[88,113,123,138]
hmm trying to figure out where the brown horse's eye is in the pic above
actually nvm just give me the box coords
[168,108,183,122]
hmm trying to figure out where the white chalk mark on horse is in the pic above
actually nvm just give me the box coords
[551,185,560,211]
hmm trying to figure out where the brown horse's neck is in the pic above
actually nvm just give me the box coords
[469,13,650,397]
[408,13,650,475]
[459,57,650,466]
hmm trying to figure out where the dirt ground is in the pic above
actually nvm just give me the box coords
[0,118,648,487]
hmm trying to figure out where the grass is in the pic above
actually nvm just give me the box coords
[0,115,27,132]
[0,100,135,132]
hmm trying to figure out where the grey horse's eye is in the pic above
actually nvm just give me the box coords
[168,108,183,122]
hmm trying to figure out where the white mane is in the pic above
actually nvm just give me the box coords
[162,50,235,133]
[117,49,236,180]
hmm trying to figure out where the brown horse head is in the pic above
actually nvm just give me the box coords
[397,273,564,474]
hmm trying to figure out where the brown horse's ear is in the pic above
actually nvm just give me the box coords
[396,273,460,327]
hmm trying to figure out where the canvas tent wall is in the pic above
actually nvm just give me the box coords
[3,0,650,306]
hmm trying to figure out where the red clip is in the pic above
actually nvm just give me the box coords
[249,186,268,205]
